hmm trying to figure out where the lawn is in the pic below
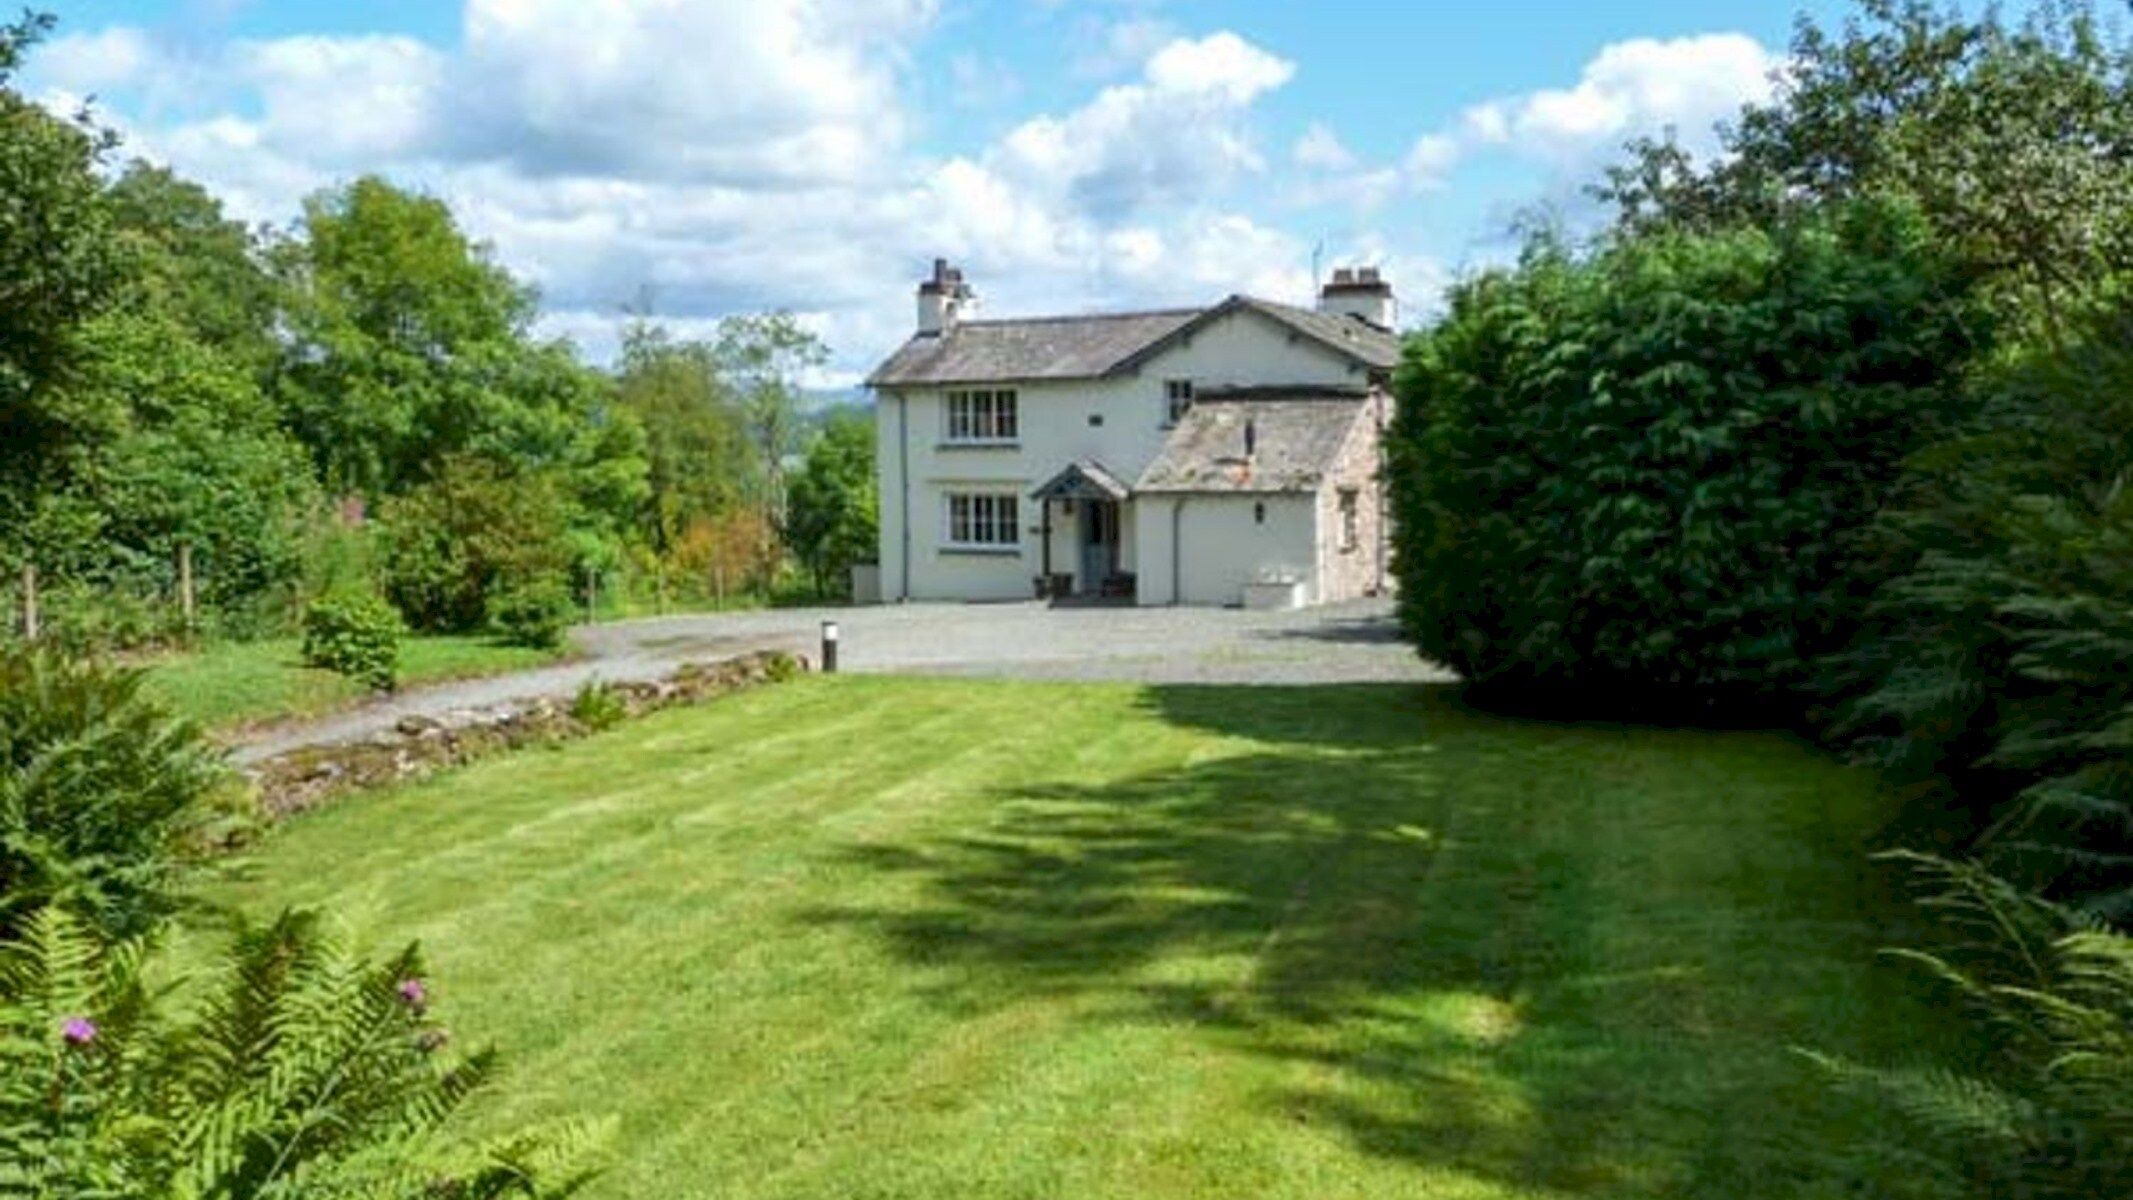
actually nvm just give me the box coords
[195,676,1962,1199]
[142,635,569,730]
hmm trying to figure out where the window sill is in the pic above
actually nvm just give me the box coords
[940,546,1022,557]
[937,441,1021,452]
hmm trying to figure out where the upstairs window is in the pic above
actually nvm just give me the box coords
[1164,379,1194,426]
[944,492,1020,549]
[946,389,1019,443]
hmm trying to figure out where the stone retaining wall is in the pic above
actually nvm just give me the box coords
[248,651,806,818]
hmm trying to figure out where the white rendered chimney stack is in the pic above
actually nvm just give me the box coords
[916,258,976,335]
[1317,265,1395,330]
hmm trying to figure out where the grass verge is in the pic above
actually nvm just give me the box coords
[143,635,569,731]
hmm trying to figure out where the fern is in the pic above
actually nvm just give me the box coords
[0,906,610,1198]
[0,647,227,941]
[1818,856,2133,1198]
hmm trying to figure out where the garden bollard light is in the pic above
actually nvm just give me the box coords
[821,620,839,674]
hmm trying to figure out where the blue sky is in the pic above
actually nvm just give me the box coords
[26,0,1849,380]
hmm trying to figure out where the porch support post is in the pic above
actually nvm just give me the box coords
[1040,500,1053,582]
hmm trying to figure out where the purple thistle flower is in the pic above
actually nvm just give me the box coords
[60,1017,97,1046]
[396,977,428,1008]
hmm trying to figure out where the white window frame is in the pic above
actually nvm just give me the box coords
[942,491,1021,551]
[1338,488,1361,553]
[944,389,1020,444]
[1163,379,1194,427]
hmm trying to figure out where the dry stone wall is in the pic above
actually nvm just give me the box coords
[248,651,806,818]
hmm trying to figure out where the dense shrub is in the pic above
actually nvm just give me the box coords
[489,573,577,650]
[0,647,223,939]
[1815,855,2133,1198]
[0,905,609,1198]
[379,456,574,634]
[1833,303,2133,916]
[1387,201,1987,708]
[301,589,402,691]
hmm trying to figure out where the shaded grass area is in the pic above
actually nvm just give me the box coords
[142,635,569,731]
[194,677,1969,1198]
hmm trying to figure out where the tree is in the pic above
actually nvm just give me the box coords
[274,176,540,495]
[785,410,877,598]
[104,161,279,371]
[1596,0,2133,343]
[613,320,753,555]
[713,312,828,554]
[0,12,127,565]
[376,456,574,635]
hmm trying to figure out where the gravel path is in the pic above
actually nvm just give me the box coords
[230,598,1452,763]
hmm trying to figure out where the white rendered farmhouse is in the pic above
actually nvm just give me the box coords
[869,260,1399,608]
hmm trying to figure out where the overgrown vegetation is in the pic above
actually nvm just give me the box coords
[1387,1,2133,1190]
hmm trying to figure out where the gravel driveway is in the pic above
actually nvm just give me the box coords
[232,598,1452,763]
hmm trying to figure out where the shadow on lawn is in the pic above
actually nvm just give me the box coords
[806,684,1951,1198]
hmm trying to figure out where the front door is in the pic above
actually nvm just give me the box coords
[1080,500,1119,593]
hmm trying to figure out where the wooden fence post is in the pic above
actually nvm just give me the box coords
[178,542,197,637]
[20,562,38,643]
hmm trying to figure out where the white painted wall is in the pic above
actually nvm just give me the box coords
[875,307,1373,603]
[1136,493,1318,607]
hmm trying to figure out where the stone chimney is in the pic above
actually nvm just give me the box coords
[916,258,976,336]
[1317,265,1395,330]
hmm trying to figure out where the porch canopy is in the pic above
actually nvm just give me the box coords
[1030,459,1131,504]
[1030,460,1131,590]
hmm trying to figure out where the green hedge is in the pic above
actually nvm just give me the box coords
[1387,201,1987,710]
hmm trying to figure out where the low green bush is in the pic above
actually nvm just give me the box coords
[0,905,610,1198]
[1387,200,1987,711]
[568,679,628,732]
[301,590,402,692]
[0,647,224,940]
[489,574,577,650]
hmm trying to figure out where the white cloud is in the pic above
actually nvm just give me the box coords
[1292,122,1356,171]
[27,26,156,92]
[235,35,444,164]
[23,9,1405,372]
[1070,15,1180,79]
[1353,32,1779,204]
[1143,31,1294,101]
[991,31,1295,219]
[1492,33,1776,164]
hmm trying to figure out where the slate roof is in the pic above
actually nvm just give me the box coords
[867,309,1200,387]
[1134,392,1369,495]
[867,295,1400,387]
[1031,459,1132,503]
